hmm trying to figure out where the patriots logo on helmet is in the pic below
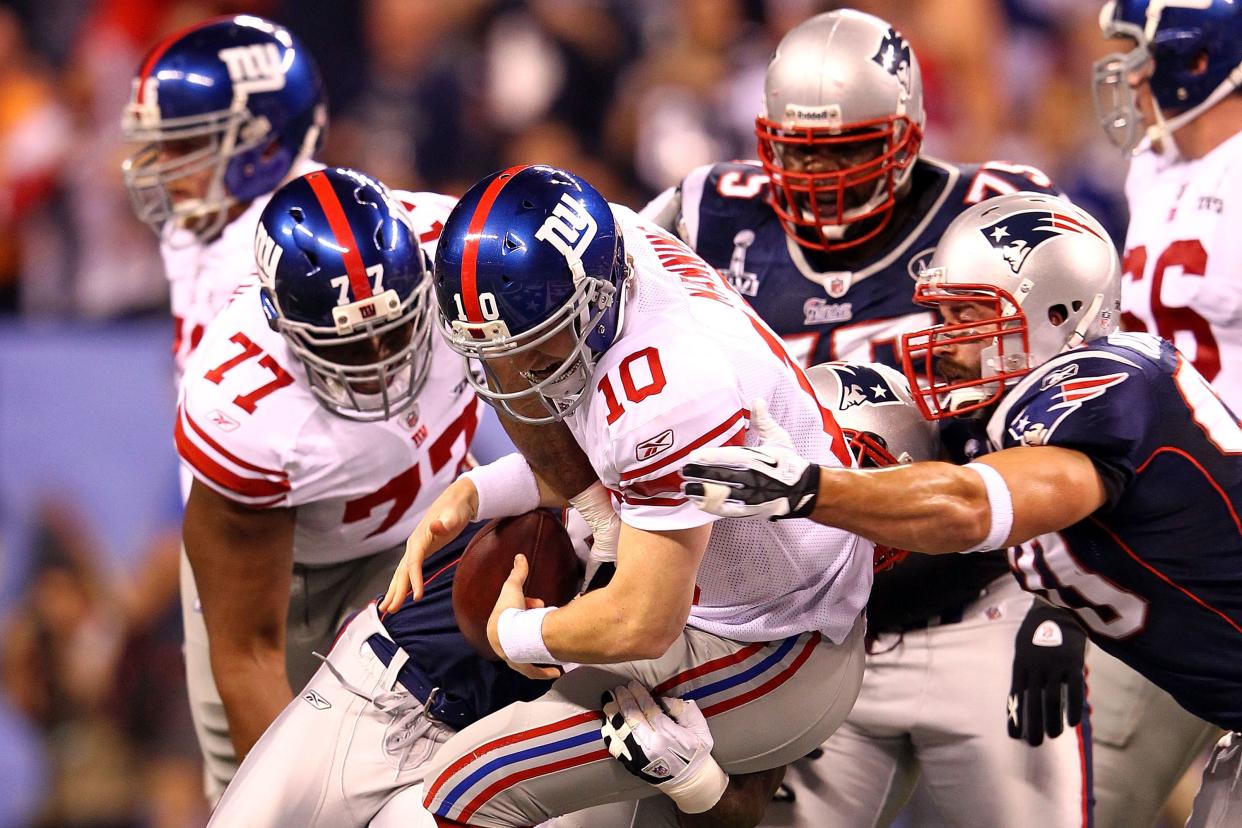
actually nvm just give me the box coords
[872,27,913,92]
[827,363,904,410]
[980,210,1106,275]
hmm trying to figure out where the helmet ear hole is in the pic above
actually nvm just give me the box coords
[1048,304,1069,326]
[290,207,305,223]
[1189,49,1210,77]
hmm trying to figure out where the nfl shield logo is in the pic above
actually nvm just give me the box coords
[826,273,852,299]
[403,405,421,430]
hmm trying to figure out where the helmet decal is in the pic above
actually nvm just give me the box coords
[826,363,909,411]
[534,193,599,277]
[217,42,287,94]
[304,170,375,303]
[980,210,1108,275]
[871,27,914,93]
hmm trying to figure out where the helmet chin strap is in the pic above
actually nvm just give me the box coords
[1062,293,1107,353]
[1144,62,1242,155]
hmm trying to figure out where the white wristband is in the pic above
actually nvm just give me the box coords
[663,757,729,814]
[496,606,558,664]
[964,462,1014,552]
[461,453,541,520]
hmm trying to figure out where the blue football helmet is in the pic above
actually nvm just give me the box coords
[255,167,433,421]
[122,15,326,242]
[1094,0,1242,153]
[434,165,629,424]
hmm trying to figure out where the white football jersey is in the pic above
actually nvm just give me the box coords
[162,160,324,378]
[1120,131,1242,412]
[565,206,873,644]
[176,192,480,567]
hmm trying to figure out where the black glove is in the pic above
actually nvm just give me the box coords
[1007,602,1086,746]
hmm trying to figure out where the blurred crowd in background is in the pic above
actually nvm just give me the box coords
[0,0,1136,825]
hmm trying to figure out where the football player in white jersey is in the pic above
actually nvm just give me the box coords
[122,15,327,378]
[177,167,478,797]
[1089,2,1240,823]
[379,164,873,827]
[120,15,330,800]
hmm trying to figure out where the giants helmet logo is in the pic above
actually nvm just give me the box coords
[218,43,287,94]
[980,210,1106,274]
[535,194,598,271]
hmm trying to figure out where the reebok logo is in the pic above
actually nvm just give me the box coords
[636,429,674,462]
[303,689,332,710]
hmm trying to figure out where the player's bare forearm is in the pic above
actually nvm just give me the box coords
[811,446,1108,553]
[504,417,598,503]
[677,766,787,828]
[812,462,989,553]
[183,480,296,757]
[541,523,709,662]
[483,361,599,502]
[210,652,294,758]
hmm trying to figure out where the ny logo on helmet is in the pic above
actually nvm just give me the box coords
[534,194,598,273]
[979,210,1106,275]
[255,222,283,282]
[218,43,287,94]
[871,27,913,93]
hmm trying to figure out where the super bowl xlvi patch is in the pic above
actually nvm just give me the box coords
[980,210,1106,274]
[721,230,759,297]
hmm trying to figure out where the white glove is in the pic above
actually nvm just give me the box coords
[680,399,820,520]
[600,681,729,814]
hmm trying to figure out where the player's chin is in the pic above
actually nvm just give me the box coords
[349,380,384,395]
[932,356,976,383]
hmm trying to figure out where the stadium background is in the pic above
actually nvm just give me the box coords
[0,0,1141,825]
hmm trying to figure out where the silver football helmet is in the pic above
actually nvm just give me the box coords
[900,192,1121,419]
[757,9,925,252]
[808,361,938,467]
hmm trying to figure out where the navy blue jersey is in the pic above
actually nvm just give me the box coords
[668,157,1059,369]
[656,155,1058,625]
[382,523,550,725]
[992,333,1242,730]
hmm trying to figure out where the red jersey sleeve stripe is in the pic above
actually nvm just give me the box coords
[175,413,291,500]
[179,406,288,479]
[618,409,749,483]
[304,170,373,301]
[742,315,853,467]
[459,165,530,322]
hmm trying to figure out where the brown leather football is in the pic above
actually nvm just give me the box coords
[452,510,581,660]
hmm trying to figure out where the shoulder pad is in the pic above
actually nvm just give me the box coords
[957,160,1062,201]
[680,161,770,248]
